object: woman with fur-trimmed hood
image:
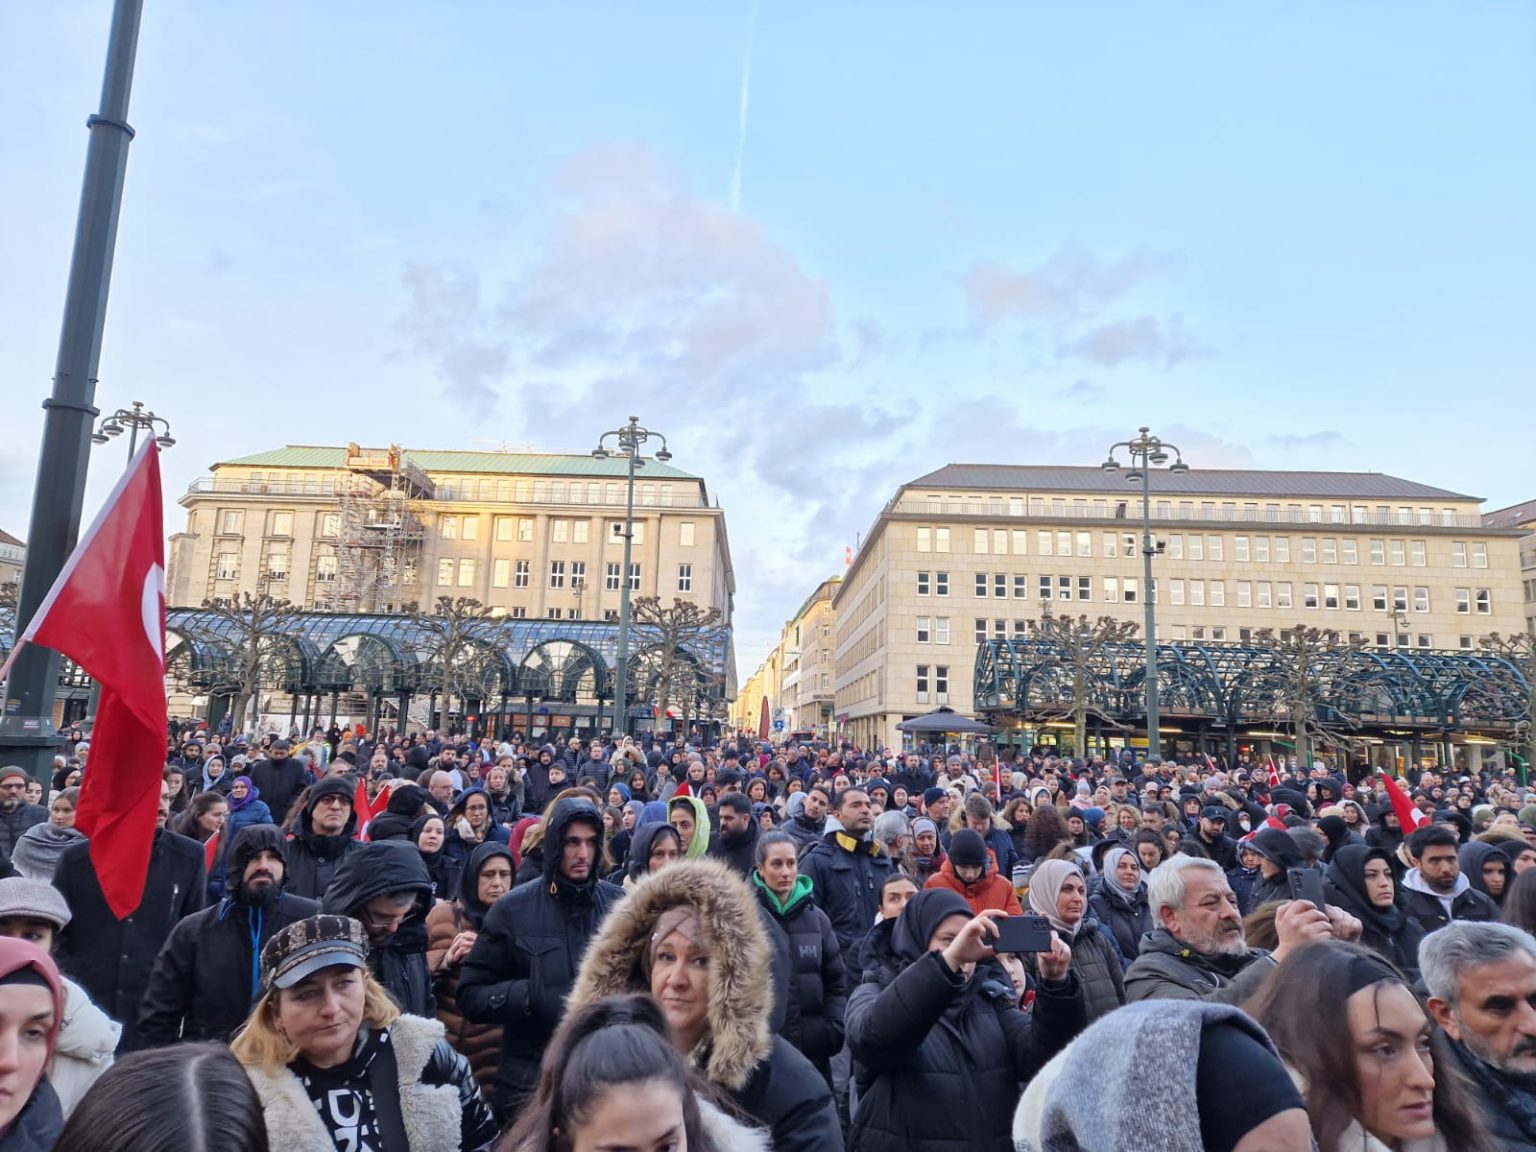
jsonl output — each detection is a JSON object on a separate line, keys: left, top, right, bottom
{"left": 566, "top": 858, "right": 842, "bottom": 1152}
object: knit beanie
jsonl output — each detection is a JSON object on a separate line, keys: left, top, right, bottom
{"left": 949, "top": 828, "right": 988, "bottom": 868}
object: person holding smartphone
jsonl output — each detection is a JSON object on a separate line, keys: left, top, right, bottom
{"left": 846, "top": 889, "right": 1086, "bottom": 1152}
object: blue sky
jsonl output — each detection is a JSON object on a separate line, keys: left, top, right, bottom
{"left": 2, "top": 1, "right": 1533, "bottom": 670}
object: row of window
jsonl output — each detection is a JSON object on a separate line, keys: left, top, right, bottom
{"left": 916, "top": 525, "right": 1493, "bottom": 567}
{"left": 912, "top": 496, "right": 1470, "bottom": 527}
{"left": 443, "top": 516, "right": 698, "bottom": 547}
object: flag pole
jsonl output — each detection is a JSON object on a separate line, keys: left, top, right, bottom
{"left": 0, "top": 0, "right": 145, "bottom": 781}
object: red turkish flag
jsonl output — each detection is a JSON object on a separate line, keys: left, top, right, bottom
{"left": 7, "top": 441, "right": 169, "bottom": 916}
{"left": 353, "top": 777, "right": 374, "bottom": 840}
{"left": 1266, "top": 754, "right": 1282, "bottom": 790}
{"left": 1378, "top": 768, "right": 1429, "bottom": 832}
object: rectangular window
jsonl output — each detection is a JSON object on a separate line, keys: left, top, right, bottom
{"left": 494, "top": 516, "right": 514, "bottom": 542}
{"left": 1321, "top": 538, "right": 1337, "bottom": 565}
{"left": 1341, "top": 539, "right": 1357, "bottom": 564}
{"left": 270, "top": 511, "right": 293, "bottom": 537}
{"left": 316, "top": 555, "right": 339, "bottom": 583}
{"left": 1370, "top": 539, "right": 1385, "bottom": 565}
{"left": 677, "top": 563, "right": 692, "bottom": 593}
{"left": 917, "top": 571, "right": 931, "bottom": 596}
{"left": 1077, "top": 532, "right": 1092, "bottom": 558}
{"left": 440, "top": 515, "right": 459, "bottom": 540}
{"left": 1039, "top": 575, "right": 1052, "bottom": 600}
{"left": 1207, "top": 536, "right": 1223, "bottom": 561}
{"left": 515, "top": 560, "right": 530, "bottom": 588}
{"left": 1413, "top": 587, "right": 1429, "bottom": 612}
{"left": 1301, "top": 537, "right": 1317, "bottom": 564}
{"left": 1373, "top": 586, "right": 1388, "bottom": 611}
{"left": 1476, "top": 588, "right": 1492, "bottom": 614}
{"left": 1257, "top": 582, "right": 1272, "bottom": 608}
{"left": 1075, "top": 575, "right": 1090, "bottom": 600}
{"left": 1103, "top": 532, "right": 1118, "bottom": 559}
{"left": 1234, "top": 536, "right": 1249, "bottom": 562}
{"left": 1393, "top": 586, "right": 1408, "bottom": 612}
{"left": 552, "top": 519, "right": 568, "bottom": 543}
{"left": 1277, "top": 582, "right": 1293, "bottom": 609}
{"left": 1274, "top": 537, "right": 1290, "bottom": 563}
{"left": 1390, "top": 540, "right": 1406, "bottom": 566}
{"left": 437, "top": 558, "right": 454, "bottom": 586}
{"left": 1209, "top": 581, "right": 1225, "bottom": 607}
{"left": 995, "top": 573, "right": 1008, "bottom": 598}
{"left": 320, "top": 512, "right": 340, "bottom": 538}
{"left": 975, "top": 618, "right": 988, "bottom": 642}
{"left": 1166, "top": 534, "right": 1183, "bottom": 559}
{"left": 935, "top": 528, "right": 950, "bottom": 553}
{"left": 517, "top": 518, "right": 533, "bottom": 543}
{"left": 1170, "top": 579, "right": 1186, "bottom": 606}
{"left": 1324, "top": 583, "right": 1339, "bottom": 610}
{"left": 605, "top": 562, "right": 621, "bottom": 591}
{"left": 1056, "top": 531, "right": 1072, "bottom": 557}
{"left": 549, "top": 560, "right": 566, "bottom": 588}
{"left": 461, "top": 516, "right": 478, "bottom": 541}
{"left": 1058, "top": 575, "right": 1072, "bottom": 601}
{"left": 973, "top": 528, "right": 989, "bottom": 555}
{"left": 510, "top": 606, "right": 527, "bottom": 619}
{"left": 936, "top": 572, "right": 949, "bottom": 596}
{"left": 1037, "top": 530, "right": 1053, "bottom": 557}
{"left": 1189, "top": 535, "right": 1204, "bottom": 561}
{"left": 935, "top": 618, "right": 950, "bottom": 644}
{"left": 1452, "top": 541, "right": 1467, "bottom": 567}
{"left": 916, "top": 665, "right": 929, "bottom": 704}
{"left": 1304, "top": 583, "right": 1319, "bottom": 609}
{"left": 215, "top": 553, "right": 238, "bottom": 580}
{"left": 1456, "top": 588, "right": 1471, "bottom": 613}
{"left": 219, "top": 509, "right": 244, "bottom": 535}
{"left": 1104, "top": 577, "right": 1120, "bottom": 602}
{"left": 456, "top": 559, "right": 475, "bottom": 587}
{"left": 1252, "top": 536, "right": 1268, "bottom": 563}
{"left": 1013, "top": 574, "right": 1026, "bottom": 599}
{"left": 1236, "top": 581, "right": 1252, "bottom": 608}
{"left": 1345, "top": 585, "right": 1360, "bottom": 611}
{"left": 1472, "top": 542, "right": 1488, "bottom": 569}
{"left": 1123, "top": 578, "right": 1138, "bottom": 603}
{"left": 1012, "top": 530, "right": 1028, "bottom": 555}
{"left": 493, "top": 558, "right": 511, "bottom": 588}
{"left": 679, "top": 522, "right": 695, "bottom": 546}
{"left": 916, "top": 617, "right": 931, "bottom": 643}
{"left": 1409, "top": 540, "right": 1425, "bottom": 566}
{"left": 1189, "top": 580, "right": 1205, "bottom": 607}
{"left": 935, "top": 666, "right": 949, "bottom": 701}
{"left": 975, "top": 573, "right": 988, "bottom": 598}
{"left": 628, "top": 564, "right": 641, "bottom": 592}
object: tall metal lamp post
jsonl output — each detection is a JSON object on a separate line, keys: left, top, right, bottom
{"left": 592, "top": 417, "right": 671, "bottom": 737}
{"left": 91, "top": 400, "right": 175, "bottom": 459}
{"left": 1100, "top": 427, "right": 1189, "bottom": 761}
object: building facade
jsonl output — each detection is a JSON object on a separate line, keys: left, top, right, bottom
{"left": 0, "top": 529, "right": 23, "bottom": 594}
{"left": 1484, "top": 498, "right": 1536, "bottom": 635}
{"left": 833, "top": 465, "right": 1528, "bottom": 751}
{"left": 732, "top": 576, "right": 841, "bottom": 740}
{"left": 169, "top": 445, "right": 736, "bottom": 632}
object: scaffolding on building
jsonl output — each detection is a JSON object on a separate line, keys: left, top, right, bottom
{"left": 319, "top": 444, "right": 433, "bottom": 614}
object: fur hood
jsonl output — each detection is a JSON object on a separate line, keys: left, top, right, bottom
{"left": 567, "top": 858, "right": 773, "bottom": 1091}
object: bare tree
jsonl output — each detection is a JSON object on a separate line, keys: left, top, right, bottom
{"left": 1478, "top": 631, "right": 1536, "bottom": 779}
{"left": 408, "top": 595, "right": 499, "bottom": 734}
{"left": 628, "top": 596, "right": 726, "bottom": 728}
{"left": 1027, "top": 606, "right": 1140, "bottom": 756}
{"left": 1242, "top": 625, "right": 1367, "bottom": 768}
{"left": 0, "top": 582, "right": 16, "bottom": 611}
{"left": 188, "top": 593, "right": 306, "bottom": 733}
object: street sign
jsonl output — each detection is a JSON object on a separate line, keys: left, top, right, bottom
{"left": 773, "top": 719, "right": 784, "bottom": 731}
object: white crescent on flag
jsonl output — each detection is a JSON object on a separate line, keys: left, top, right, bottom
{"left": 142, "top": 563, "right": 165, "bottom": 667}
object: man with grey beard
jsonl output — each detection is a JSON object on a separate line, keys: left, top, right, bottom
{"left": 1125, "top": 855, "right": 1360, "bottom": 1003}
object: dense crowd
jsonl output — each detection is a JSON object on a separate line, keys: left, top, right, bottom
{"left": 0, "top": 722, "right": 1534, "bottom": 1150}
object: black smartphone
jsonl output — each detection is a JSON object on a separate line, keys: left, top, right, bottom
{"left": 1287, "top": 867, "right": 1327, "bottom": 912}
{"left": 992, "top": 914, "right": 1054, "bottom": 954}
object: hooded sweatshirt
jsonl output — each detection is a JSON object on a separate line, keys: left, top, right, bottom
{"left": 669, "top": 794, "right": 712, "bottom": 858}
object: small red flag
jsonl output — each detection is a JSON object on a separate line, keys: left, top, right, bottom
{"left": 205, "top": 827, "right": 221, "bottom": 874}
{"left": 1, "top": 441, "right": 169, "bottom": 917}
{"left": 1266, "top": 754, "right": 1282, "bottom": 790}
{"left": 1378, "top": 768, "right": 1428, "bottom": 831}
{"left": 353, "top": 777, "right": 374, "bottom": 840}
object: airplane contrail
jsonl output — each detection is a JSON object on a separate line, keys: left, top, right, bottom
{"left": 729, "top": 0, "right": 761, "bottom": 213}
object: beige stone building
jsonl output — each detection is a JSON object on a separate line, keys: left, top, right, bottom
{"left": 732, "top": 576, "right": 841, "bottom": 740}
{"left": 0, "top": 529, "right": 22, "bottom": 595}
{"left": 833, "top": 464, "right": 1528, "bottom": 751}
{"left": 168, "top": 445, "right": 736, "bottom": 629}
{"left": 1483, "top": 497, "right": 1536, "bottom": 635}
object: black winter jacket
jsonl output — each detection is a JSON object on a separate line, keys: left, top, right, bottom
{"left": 52, "top": 829, "right": 207, "bottom": 1052}
{"left": 1027, "top": 915, "right": 1124, "bottom": 1024}
{"left": 320, "top": 840, "right": 436, "bottom": 1018}
{"left": 1400, "top": 878, "right": 1499, "bottom": 936}
{"left": 1088, "top": 882, "right": 1151, "bottom": 962}
{"left": 282, "top": 775, "right": 359, "bottom": 900}
{"left": 782, "top": 813, "right": 827, "bottom": 854}
{"left": 1124, "top": 927, "right": 1277, "bottom": 1005}
{"left": 846, "top": 926, "right": 1086, "bottom": 1152}
{"left": 139, "top": 889, "right": 319, "bottom": 1044}
{"left": 456, "top": 796, "right": 623, "bottom": 1110}
{"left": 246, "top": 756, "right": 310, "bottom": 826}
{"left": 0, "top": 803, "right": 48, "bottom": 860}
{"left": 753, "top": 877, "right": 848, "bottom": 1076}
{"left": 708, "top": 814, "right": 760, "bottom": 878}
{"left": 800, "top": 831, "right": 894, "bottom": 983}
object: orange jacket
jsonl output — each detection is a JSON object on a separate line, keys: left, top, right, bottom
{"left": 924, "top": 849, "right": 1024, "bottom": 917}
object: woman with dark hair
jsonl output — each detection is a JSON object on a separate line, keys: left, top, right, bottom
{"left": 427, "top": 843, "right": 515, "bottom": 1096}
{"left": 496, "top": 994, "right": 769, "bottom": 1152}
{"left": 1002, "top": 797, "right": 1033, "bottom": 864}
{"left": 1132, "top": 827, "right": 1168, "bottom": 874}
{"left": 1246, "top": 940, "right": 1493, "bottom": 1152}
{"left": 1323, "top": 845, "right": 1428, "bottom": 982}
{"left": 172, "top": 790, "right": 228, "bottom": 844}
{"left": 1021, "top": 805, "right": 1072, "bottom": 864}
{"left": 751, "top": 831, "right": 847, "bottom": 1087}
{"left": 443, "top": 788, "right": 511, "bottom": 881}
{"left": 1503, "top": 866, "right": 1536, "bottom": 933}
{"left": 54, "top": 1044, "right": 268, "bottom": 1152}
{"left": 413, "top": 813, "right": 460, "bottom": 901}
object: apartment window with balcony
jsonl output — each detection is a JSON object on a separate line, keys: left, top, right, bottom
{"left": 916, "top": 617, "right": 931, "bottom": 643}
{"left": 916, "top": 665, "right": 930, "bottom": 705}
{"left": 1341, "top": 539, "right": 1357, "bottom": 564}
{"left": 628, "top": 564, "right": 641, "bottom": 591}
{"left": 219, "top": 509, "right": 244, "bottom": 535}
{"left": 316, "top": 555, "right": 338, "bottom": 583}
{"left": 935, "top": 618, "right": 950, "bottom": 644}
{"left": 437, "top": 558, "right": 454, "bottom": 586}
{"left": 995, "top": 573, "right": 1008, "bottom": 598}
{"left": 493, "top": 559, "right": 510, "bottom": 588}
{"left": 517, "top": 518, "right": 533, "bottom": 543}
{"left": 440, "top": 515, "right": 458, "bottom": 540}
{"left": 515, "top": 560, "right": 530, "bottom": 588}
{"left": 1473, "top": 543, "right": 1488, "bottom": 569}
{"left": 457, "top": 559, "right": 475, "bottom": 587}
{"left": 1236, "top": 581, "right": 1252, "bottom": 608}
{"left": 1277, "top": 582, "right": 1293, "bottom": 609}
{"left": 1345, "top": 585, "right": 1360, "bottom": 610}
{"left": 936, "top": 572, "right": 949, "bottom": 596}
{"left": 917, "top": 571, "right": 931, "bottom": 595}
{"left": 1170, "top": 579, "right": 1186, "bottom": 606}
{"left": 1257, "top": 582, "right": 1272, "bottom": 608}
{"left": 1476, "top": 588, "right": 1492, "bottom": 614}
{"left": 1301, "top": 538, "right": 1317, "bottom": 563}
{"left": 269, "top": 511, "right": 293, "bottom": 537}
{"left": 1013, "top": 574, "right": 1026, "bottom": 599}
{"left": 975, "top": 573, "right": 988, "bottom": 598}
{"left": 677, "top": 563, "right": 692, "bottom": 593}
{"left": 215, "top": 553, "right": 238, "bottom": 580}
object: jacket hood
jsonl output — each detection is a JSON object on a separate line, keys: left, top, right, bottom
{"left": 1458, "top": 841, "right": 1508, "bottom": 901}
{"left": 385, "top": 783, "right": 432, "bottom": 817}
{"left": 1402, "top": 867, "right": 1470, "bottom": 902}
{"left": 320, "top": 839, "right": 433, "bottom": 916}
{"left": 626, "top": 821, "right": 682, "bottom": 881}
{"left": 669, "top": 795, "right": 712, "bottom": 857}
{"left": 752, "top": 871, "right": 813, "bottom": 917}
{"left": 543, "top": 795, "right": 605, "bottom": 888}
{"left": 229, "top": 823, "right": 289, "bottom": 880}
{"left": 458, "top": 840, "right": 515, "bottom": 929}
{"left": 636, "top": 800, "right": 671, "bottom": 828}
{"left": 1248, "top": 827, "right": 1303, "bottom": 871}
{"left": 446, "top": 785, "right": 490, "bottom": 825}
{"left": 57, "top": 976, "right": 120, "bottom": 1061}
{"left": 567, "top": 858, "right": 772, "bottom": 1091}
{"left": 299, "top": 776, "right": 358, "bottom": 838}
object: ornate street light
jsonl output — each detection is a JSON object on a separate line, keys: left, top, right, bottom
{"left": 90, "top": 400, "right": 174, "bottom": 460}
{"left": 1101, "top": 426, "right": 1190, "bottom": 760}
{"left": 592, "top": 417, "right": 672, "bottom": 737}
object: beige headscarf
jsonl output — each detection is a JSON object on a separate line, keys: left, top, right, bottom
{"left": 1027, "top": 858, "right": 1084, "bottom": 940}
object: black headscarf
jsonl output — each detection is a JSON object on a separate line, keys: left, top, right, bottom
{"left": 890, "top": 888, "right": 973, "bottom": 964}
{"left": 1324, "top": 844, "right": 1408, "bottom": 938}
{"left": 410, "top": 813, "right": 455, "bottom": 899}
{"left": 457, "top": 840, "right": 514, "bottom": 930}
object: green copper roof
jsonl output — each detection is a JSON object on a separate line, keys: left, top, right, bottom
{"left": 219, "top": 445, "right": 698, "bottom": 479}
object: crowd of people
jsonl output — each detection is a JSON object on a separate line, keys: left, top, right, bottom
{"left": 1, "top": 721, "right": 1535, "bottom": 1150}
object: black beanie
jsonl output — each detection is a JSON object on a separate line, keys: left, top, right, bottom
{"left": 949, "top": 828, "right": 988, "bottom": 868}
